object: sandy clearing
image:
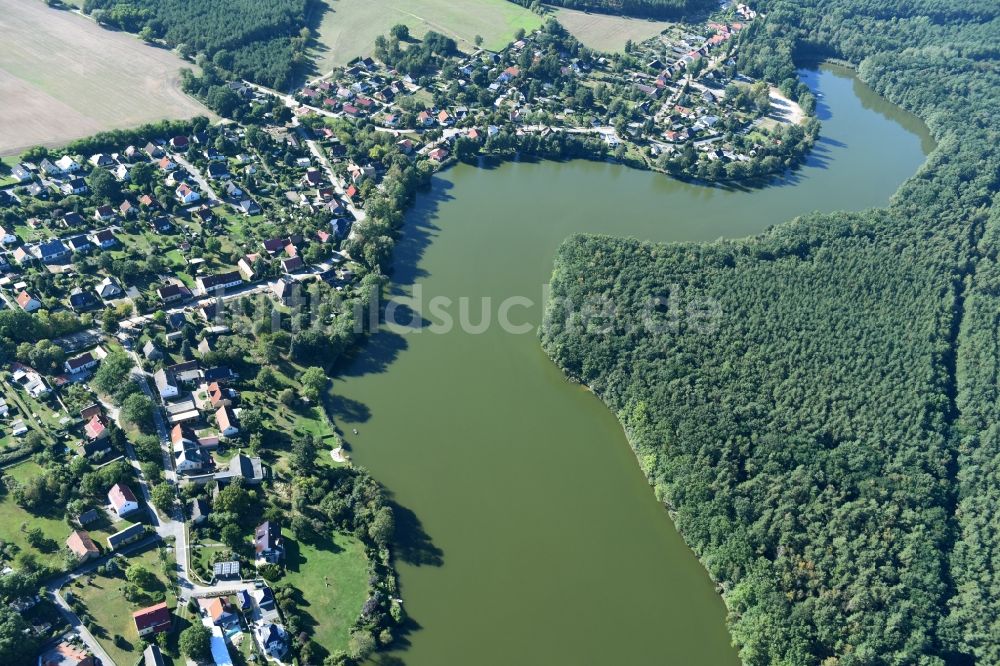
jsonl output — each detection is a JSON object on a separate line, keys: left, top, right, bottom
{"left": 0, "top": 0, "right": 208, "bottom": 155}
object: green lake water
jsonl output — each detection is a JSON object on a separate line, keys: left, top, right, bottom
{"left": 331, "top": 64, "right": 933, "bottom": 665}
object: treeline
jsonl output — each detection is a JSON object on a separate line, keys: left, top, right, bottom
{"left": 81, "top": 0, "right": 314, "bottom": 88}
{"left": 541, "top": 0, "right": 999, "bottom": 663}
{"left": 506, "top": 0, "right": 716, "bottom": 19}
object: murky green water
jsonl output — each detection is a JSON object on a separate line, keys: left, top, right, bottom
{"left": 332, "top": 65, "right": 932, "bottom": 665}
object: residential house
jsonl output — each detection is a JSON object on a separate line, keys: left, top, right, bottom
{"left": 206, "top": 162, "right": 229, "bottom": 180}
{"left": 12, "top": 246, "right": 30, "bottom": 265}
{"left": 271, "top": 276, "right": 298, "bottom": 306}
{"left": 170, "top": 135, "right": 189, "bottom": 150}
{"left": 65, "top": 352, "right": 98, "bottom": 374}
{"left": 39, "top": 158, "right": 61, "bottom": 176}
{"left": 238, "top": 199, "right": 261, "bottom": 215}
{"left": 254, "top": 521, "right": 284, "bottom": 562}
{"left": 214, "top": 453, "right": 264, "bottom": 486}
{"left": 69, "top": 288, "right": 100, "bottom": 312}
{"left": 144, "top": 142, "right": 164, "bottom": 159}
{"left": 10, "top": 163, "right": 32, "bottom": 182}
{"left": 224, "top": 181, "right": 243, "bottom": 199}
{"left": 65, "top": 234, "right": 92, "bottom": 254}
{"left": 0, "top": 226, "right": 17, "bottom": 244}
{"left": 175, "top": 447, "right": 206, "bottom": 474}
{"left": 55, "top": 155, "right": 81, "bottom": 173}
{"left": 133, "top": 601, "right": 171, "bottom": 637}
{"left": 197, "top": 271, "right": 242, "bottom": 294}
{"left": 142, "top": 340, "right": 163, "bottom": 361}
{"left": 90, "top": 229, "right": 119, "bottom": 249}
{"left": 158, "top": 157, "right": 177, "bottom": 172}
{"left": 176, "top": 183, "right": 200, "bottom": 204}
{"left": 281, "top": 256, "right": 304, "bottom": 273}
{"left": 108, "top": 483, "right": 139, "bottom": 517}
{"left": 106, "top": 523, "right": 145, "bottom": 550}
{"left": 76, "top": 507, "right": 99, "bottom": 526}
{"left": 216, "top": 406, "right": 239, "bottom": 438}
{"left": 93, "top": 205, "right": 115, "bottom": 222}
{"left": 119, "top": 200, "right": 137, "bottom": 217}
{"left": 61, "top": 177, "right": 88, "bottom": 195}
{"left": 88, "top": 153, "right": 115, "bottom": 168}
{"left": 189, "top": 498, "right": 209, "bottom": 524}
{"left": 16, "top": 291, "right": 41, "bottom": 312}
{"left": 84, "top": 415, "right": 108, "bottom": 446}
{"left": 157, "top": 283, "right": 190, "bottom": 304}
{"left": 237, "top": 255, "right": 257, "bottom": 281}
{"left": 142, "top": 644, "right": 166, "bottom": 666}
{"left": 200, "top": 596, "right": 237, "bottom": 626}
{"left": 255, "top": 622, "right": 289, "bottom": 659}
{"left": 114, "top": 164, "right": 131, "bottom": 182}
{"left": 153, "top": 369, "right": 179, "bottom": 399}
{"left": 66, "top": 530, "right": 99, "bottom": 561}
{"left": 37, "top": 238, "right": 69, "bottom": 263}
{"left": 149, "top": 216, "right": 174, "bottom": 234}
{"left": 96, "top": 276, "right": 123, "bottom": 299}
{"left": 428, "top": 147, "right": 449, "bottom": 162}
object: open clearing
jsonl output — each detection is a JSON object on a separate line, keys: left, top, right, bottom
{"left": 0, "top": 0, "right": 207, "bottom": 156}
{"left": 550, "top": 6, "right": 671, "bottom": 53}
{"left": 281, "top": 533, "right": 369, "bottom": 656}
{"left": 310, "top": 0, "right": 543, "bottom": 73}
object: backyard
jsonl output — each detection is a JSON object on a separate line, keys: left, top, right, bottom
{"left": 69, "top": 543, "right": 177, "bottom": 666}
{"left": 281, "top": 532, "right": 369, "bottom": 656}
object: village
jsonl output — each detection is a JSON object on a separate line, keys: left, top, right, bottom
{"left": 0, "top": 3, "right": 811, "bottom": 665}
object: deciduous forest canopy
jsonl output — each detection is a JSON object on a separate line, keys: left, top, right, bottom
{"left": 541, "top": 0, "right": 999, "bottom": 664}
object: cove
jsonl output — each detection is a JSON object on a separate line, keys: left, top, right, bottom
{"left": 331, "top": 64, "right": 932, "bottom": 665}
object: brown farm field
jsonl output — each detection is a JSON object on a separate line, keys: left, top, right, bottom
{"left": 0, "top": 0, "right": 207, "bottom": 156}
{"left": 550, "top": 6, "right": 671, "bottom": 53}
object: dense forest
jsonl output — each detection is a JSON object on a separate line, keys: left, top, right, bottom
{"left": 541, "top": 0, "right": 1000, "bottom": 663}
{"left": 81, "top": 0, "right": 313, "bottom": 88}
{"left": 507, "top": 0, "right": 716, "bottom": 19}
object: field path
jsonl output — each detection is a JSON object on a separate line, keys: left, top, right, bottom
{"left": 0, "top": 0, "right": 207, "bottom": 155}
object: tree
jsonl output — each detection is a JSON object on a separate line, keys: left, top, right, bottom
{"left": 121, "top": 393, "right": 154, "bottom": 431}
{"left": 291, "top": 434, "right": 316, "bottom": 472}
{"left": 369, "top": 506, "right": 394, "bottom": 547}
{"left": 125, "top": 564, "right": 157, "bottom": 590}
{"left": 87, "top": 167, "right": 121, "bottom": 203}
{"left": 214, "top": 481, "right": 252, "bottom": 522}
{"left": 179, "top": 624, "right": 212, "bottom": 662}
{"left": 299, "top": 366, "right": 328, "bottom": 403}
{"left": 220, "top": 524, "right": 244, "bottom": 551}
{"left": 474, "top": 34, "right": 483, "bottom": 47}
{"left": 390, "top": 24, "right": 410, "bottom": 41}
{"left": 150, "top": 484, "right": 174, "bottom": 513}
{"left": 92, "top": 353, "right": 135, "bottom": 403}
{"left": 0, "top": 605, "right": 37, "bottom": 664}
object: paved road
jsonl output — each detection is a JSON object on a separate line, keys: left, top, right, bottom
{"left": 173, "top": 152, "right": 221, "bottom": 202}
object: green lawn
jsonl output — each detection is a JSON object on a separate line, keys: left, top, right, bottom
{"left": 4, "top": 459, "right": 44, "bottom": 484}
{"left": 0, "top": 491, "right": 70, "bottom": 571}
{"left": 71, "top": 544, "right": 176, "bottom": 666}
{"left": 281, "top": 532, "right": 369, "bottom": 657}
{"left": 551, "top": 7, "right": 672, "bottom": 53}
{"left": 309, "top": 0, "right": 543, "bottom": 72}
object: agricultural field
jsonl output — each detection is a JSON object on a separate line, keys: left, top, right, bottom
{"left": 280, "top": 532, "right": 369, "bottom": 656}
{"left": 0, "top": 0, "right": 207, "bottom": 156}
{"left": 309, "top": 0, "right": 542, "bottom": 73}
{"left": 551, "top": 6, "right": 671, "bottom": 52}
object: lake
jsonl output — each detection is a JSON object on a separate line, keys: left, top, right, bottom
{"left": 331, "top": 64, "right": 933, "bottom": 665}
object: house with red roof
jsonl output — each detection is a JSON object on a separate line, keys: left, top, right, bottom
{"left": 16, "top": 291, "right": 41, "bottom": 312}
{"left": 133, "top": 601, "right": 172, "bottom": 637}
{"left": 108, "top": 483, "right": 139, "bottom": 517}
{"left": 66, "top": 530, "right": 99, "bottom": 561}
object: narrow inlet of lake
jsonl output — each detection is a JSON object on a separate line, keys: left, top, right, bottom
{"left": 331, "top": 64, "right": 933, "bottom": 666}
